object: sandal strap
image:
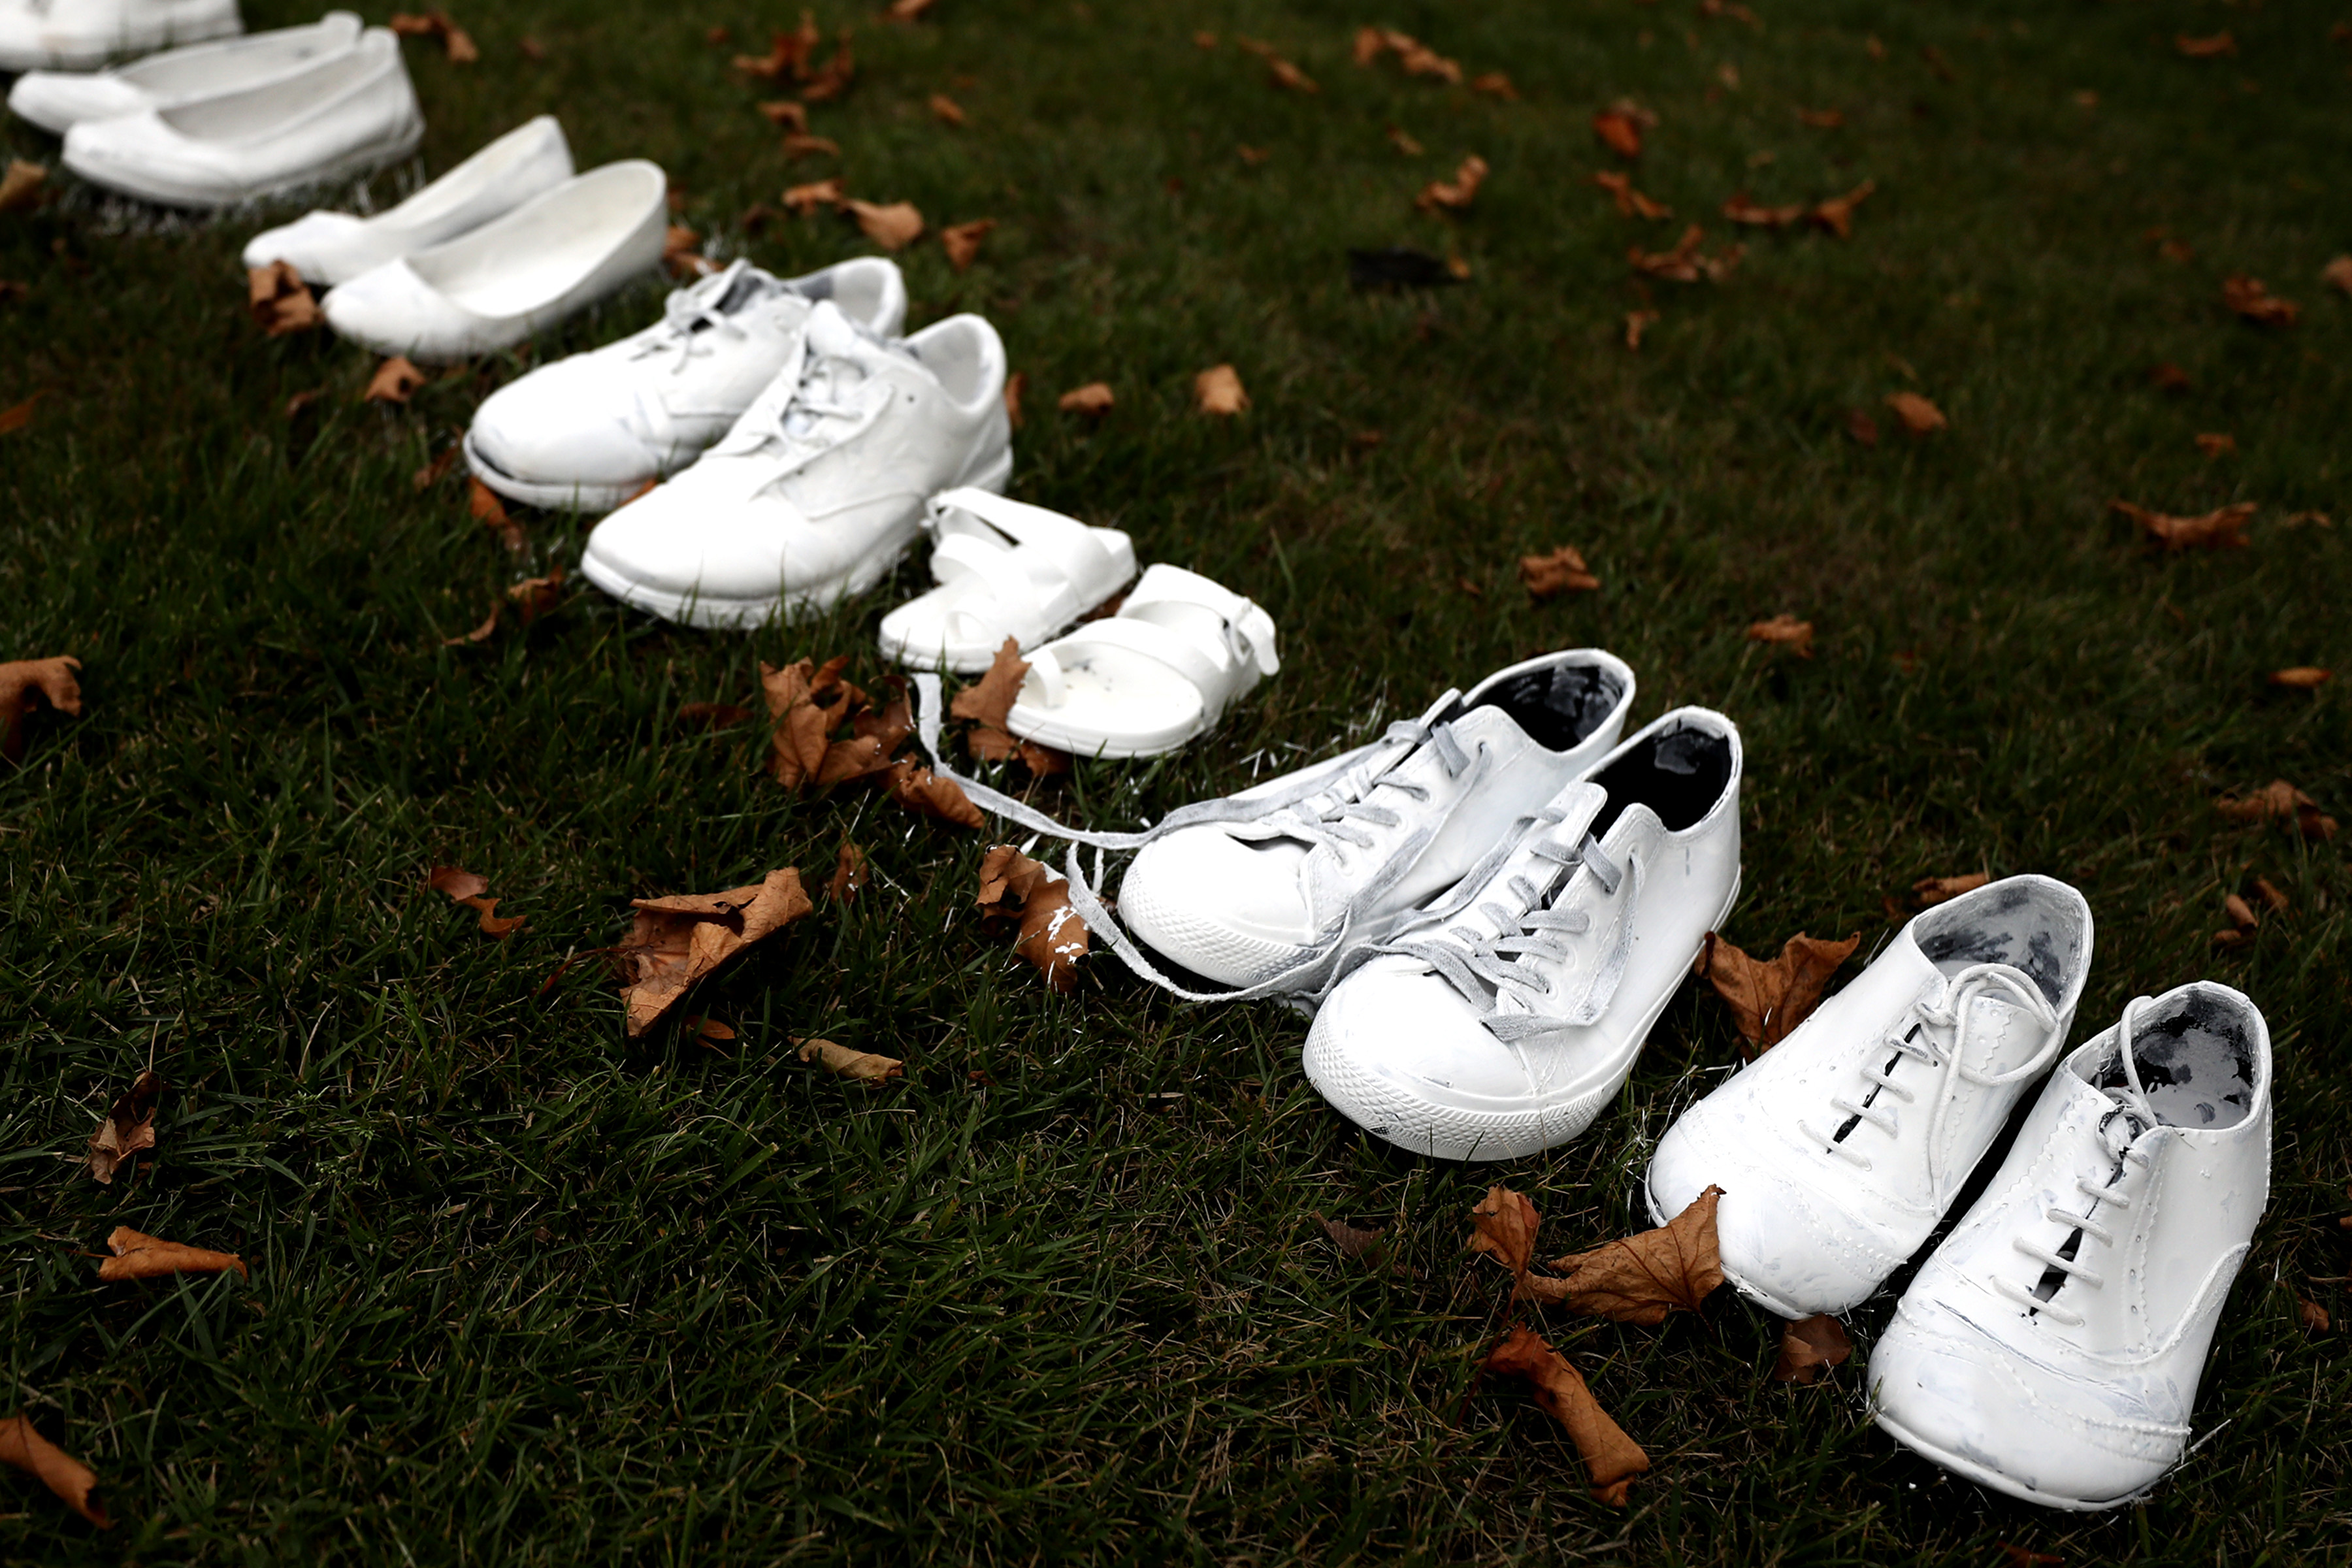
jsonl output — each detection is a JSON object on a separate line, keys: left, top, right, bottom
{"left": 1030, "top": 616, "right": 1236, "bottom": 713}
{"left": 926, "top": 487, "right": 1122, "bottom": 588}
{"left": 1121, "top": 564, "right": 1281, "bottom": 677}
{"left": 930, "top": 533, "right": 1047, "bottom": 640}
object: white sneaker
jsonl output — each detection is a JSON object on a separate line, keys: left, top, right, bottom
{"left": 1645, "top": 874, "right": 2094, "bottom": 1317}
{"left": 1873, "top": 983, "right": 2272, "bottom": 1510}
{"left": 1303, "top": 707, "right": 1742, "bottom": 1160}
{"left": 60, "top": 25, "right": 418, "bottom": 208}
{"left": 580, "top": 301, "right": 1012, "bottom": 629}
{"left": 242, "top": 114, "right": 574, "bottom": 287}
{"left": 0, "top": 0, "right": 239, "bottom": 72}
{"left": 465, "top": 255, "right": 908, "bottom": 512}
{"left": 8, "top": 10, "right": 354, "bottom": 135}
{"left": 320, "top": 160, "right": 668, "bottom": 359}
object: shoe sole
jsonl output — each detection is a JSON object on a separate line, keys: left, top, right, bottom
{"left": 465, "top": 431, "right": 646, "bottom": 514}
{"left": 67, "top": 114, "right": 423, "bottom": 209}
{"left": 1873, "top": 1411, "right": 2150, "bottom": 1512}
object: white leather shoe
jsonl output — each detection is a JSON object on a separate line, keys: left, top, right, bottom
{"left": 1646, "top": 874, "right": 2094, "bottom": 1318}
{"left": 1873, "top": 983, "right": 2272, "bottom": 1510}
{"left": 1113, "top": 650, "right": 1635, "bottom": 1001}
{"left": 580, "top": 301, "right": 1013, "bottom": 629}
{"left": 242, "top": 114, "right": 573, "bottom": 287}
{"left": 0, "top": 0, "right": 239, "bottom": 72}
{"left": 465, "top": 255, "right": 907, "bottom": 512}
{"left": 320, "top": 160, "right": 668, "bottom": 359}
{"left": 8, "top": 10, "right": 354, "bottom": 135}
{"left": 1303, "top": 707, "right": 1742, "bottom": 1160}
{"left": 60, "top": 25, "right": 418, "bottom": 208}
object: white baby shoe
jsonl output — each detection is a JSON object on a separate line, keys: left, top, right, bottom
{"left": 321, "top": 160, "right": 668, "bottom": 359}
{"left": 466, "top": 255, "right": 907, "bottom": 512}
{"left": 8, "top": 10, "right": 354, "bottom": 135}
{"left": 580, "top": 300, "right": 1012, "bottom": 628}
{"left": 0, "top": 0, "right": 240, "bottom": 73}
{"left": 1873, "top": 983, "right": 2272, "bottom": 1510}
{"left": 242, "top": 114, "right": 574, "bottom": 287}
{"left": 1646, "top": 874, "right": 2094, "bottom": 1318}
{"left": 1303, "top": 707, "right": 1742, "bottom": 1160}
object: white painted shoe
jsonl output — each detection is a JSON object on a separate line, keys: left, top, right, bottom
{"left": 242, "top": 114, "right": 573, "bottom": 287}
{"left": 877, "top": 488, "right": 1135, "bottom": 674}
{"left": 8, "top": 10, "right": 353, "bottom": 135}
{"left": 1645, "top": 874, "right": 2095, "bottom": 1318}
{"left": 465, "top": 255, "right": 907, "bottom": 512}
{"left": 60, "top": 25, "right": 418, "bottom": 208}
{"left": 320, "top": 160, "right": 667, "bottom": 360}
{"left": 580, "top": 301, "right": 1012, "bottom": 629}
{"left": 0, "top": 0, "right": 239, "bottom": 72}
{"left": 1873, "top": 983, "right": 2272, "bottom": 1510}
{"left": 1303, "top": 707, "right": 1741, "bottom": 1160}
{"left": 1108, "top": 650, "right": 1635, "bottom": 1000}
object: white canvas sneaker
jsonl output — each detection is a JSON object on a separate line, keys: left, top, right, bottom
{"left": 241, "top": 114, "right": 575, "bottom": 287}
{"left": 1873, "top": 983, "right": 2272, "bottom": 1510}
{"left": 60, "top": 25, "right": 419, "bottom": 208}
{"left": 1646, "top": 874, "right": 2094, "bottom": 1318}
{"left": 465, "top": 255, "right": 908, "bottom": 512}
{"left": 0, "top": 0, "right": 240, "bottom": 73}
{"left": 1303, "top": 707, "right": 1741, "bottom": 1160}
{"left": 580, "top": 300, "right": 1011, "bottom": 629}
{"left": 8, "top": 10, "right": 354, "bottom": 135}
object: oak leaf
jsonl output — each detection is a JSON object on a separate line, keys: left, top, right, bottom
{"left": 2269, "top": 666, "right": 2330, "bottom": 689}
{"left": 1808, "top": 179, "right": 1875, "bottom": 238}
{"left": 1913, "top": 872, "right": 1989, "bottom": 906}
{"left": 1884, "top": 391, "right": 1945, "bottom": 434}
{"left": 1692, "top": 930, "right": 1857, "bottom": 1051}
{"left": 468, "top": 476, "right": 523, "bottom": 550}
{"left": 2217, "top": 780, "right": 2337, "bottom": 840}
{"left": 1773, "top": 1314, "right": 1853, "bottom": 1383}
{"left": 976, "top": 845, "right": 1092, "bottom": 991}
{"left": 2253, "top": 875, "right": 2291, "bottom": 915}
{"left": 619, "top": 869, "right": 813, "bottom": 1035}
{"left": 0, "top": 159, "right": 45, "bottom": 215}
{"left": 246, "top": 261, "right": 320, "bottom": 335}
{"left": 2222, "top": 275, "right": 2298, "bottom": 326}
{"left": 1593, "top": 169, "right": 1671, "bottom": 218}
{"left": 1480, "top": 1326, "right": 1650, "bottom": 1506}
{"left": 0, "top": 655, "right": 82, "bottom": 762}
{"left": 845, "top": 199, "right": 923, "bottom": 250}
{"left": 1387, "top": 125, "right": 1424, "bottom": 155}
{"left": 426, "top": 864, "right": 527, "bottom": 936}
{"left": 506, "top": 566, "right": 564, "bottom": 625}
{"left": 86, "top": 1071, "right": 162, "bottom": 1185}
{"left": 883, "top": 759, "right": 983, "bottom": 827}
{"left": 783, "top": 177, "right": 845, "bottom": 215}
{"left": 1520, "top": 546, "right": 1600, "bottom": 598}
{"left": 365, "top": 356, "right": 427, "bottom": 403}
{"left": 796, "top": 1036, "right": 904, "bottom": 1082}
{"left": 2176, "top": 31, "right": 2236, "bottom": 57}
{"left": 1415, "top": 154, "right": 1488, "bottom": 213}
{"left": 1532, "top": 1186, "right": 1725, "bottom": 1324}
{"left": 97, "top": 1226, "right": 247, "bottom": 1281}
{"left": 0, "top": 1414, "right": 108, "bottom": 1528}
{"left": 941, "top": 218, "right": 995, "bottom": 272}
{"left": 1059, "top": 381, "right": 1114, "bottom": 415}
{"left": 1746, "top": 613, "right": 1813, "bottom": 656}
{"left": 2108, "top": 498, "right": 2253, "bottom": 550}
{"left": 826, "top": 840, "right": 869, "bottom": 901}
{"left": 1195, "top": 363, "right": 1249, "bottom": 415}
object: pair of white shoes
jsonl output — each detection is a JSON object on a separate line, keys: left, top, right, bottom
{"left": 0, "top": 0, "right": 237, "bottom": 73}
{"left": 1647, "top": 875, "right": 2272, "bottom": 1511}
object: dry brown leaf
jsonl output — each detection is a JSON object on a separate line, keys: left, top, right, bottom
{"left": 845, "top": 199, "right": 923, "bottom": 250}
{"left": 2108, "top": 498, "right": 2255, "bottom": 551}
{"left": 952, "top": 637, "right": 1029, "bottom": 761}
{"left": 2325, "top": 256, "right": 2352, "bottom": 295}
{"left": 1195, "top": 363, "right": 1249, "bottom": 416}
{"left": 2149, "top": 361, "right": 2191, "bottom": 392}
{"left": 783, "top": 177, "right": 845, "bottom": 215}
{"left": 0, "top": 395, "right": 33, "bottom": 436}
{"left": 620, "top": 869, "right": 813, "bottom": 1036}
{"left": 2176, "top": 31, "right": 2236, "bottom": 57}
{"left": 1773, "top": 1314, "right": 1854, "bottom": 1383}
{"left": 443, "top": 608, "right": 498, "bottom": 645}
{"left": 759, "top": 98, "right": 810, "bottom": 131}
{"left": 1519, "top": 546, "right": 1600, "bottom": 598}
{"left": 1471, "top": 71, "right": 1518, "bottom": 99}
{"left": 1692, "top": 930, "right": 1858, "bottom": 1052}
{"left": 1699, "top": 0, "right": 1762, "bottom": 23}
{"left": 1468, "top": 1184, "right": 1541, "bottom": 1278}
{"left": 759, "top": 655, "right": 904, "bottom": 788}
{"left": 1592, "top": 169, "right": 1671, "bottom": 219}
{"left": 1059, "top": 381, "right": 1115, "bottom": 416}
{"left": 2221, "top": 891, "right": 2260, "bottom": 938}
{"left": 1235, "top": 143, "right": 1270, "bottom": 167}
{"left": 2196, "top": 431, "right": 2236, "bottom": 458}
{"left": 1746, "top": 613, "right": 1814, "bottom": 656}
{"left": 1386, "top": 125, "right": 1424, "bottom": 155}
{"left": 796, "top": 1036, "right": 904, "bottom": 1083}
{"left": 1266, "top": 54, "right": 1318, "bottom": 93}
{"left": 1315, "top": 1213, "right": 1388, "bottom": 1264}
{"left": 0, "top": 159, "right": 46, "bottom": 216}
{"left": 1884, "top": 391, "right": 1946, "bottom": 435}
{"left": 86, "top": 1070, "right": 162, "bottom": 1185}
{"left": 1001, "top": 369, "right": 1026, "bottom": 430}
{"left": 2222, "top": 275, "right": 2298, "bottom": 326}
{"left": 1796, "top": 106, "right": 1844, "bottom": 128}
{"left": 365, "top": 356, "right": 427, "bottom": 404}
{"left": 1416, "top": 154, "right": 1488, "bottom": 213}
{"left": 98, "top": 1226, "right": 247, "bottom": 1282}
{"left": 1534, "top": 1185, "right": 1725, "bottom": 1324}
{"left": 678, "top": 700, "right": 752, "bottom": 730}
{"left": 425, "top": 864, "right": 527, "bottom": 937}
{"left": 506, "top": 566, "right": 564, "bottom": 625}
{"left": 1913, "top": 872, "right": 1989, "bottom": 907}
{"left": 1592, "top": 109, "right": 1644, "bottom": 158}
{"left": 941, "top": 217, "right": 995, "bottom": 272}
{"left": 800, "top": 30, "right": 856, "bottom": 101}
{"left": 2269, "top": 666, "right": 2331, "bottom": 690}
{"left": 1624, "top": 310, "right": 1659, "bottom": 350}
{"left": 1722, "top": 190, "right": 1804, "bottom": 227}
{"left": 976, "top": 845, "right": 1092, "bottom": 991}
{"left": 389, "top": 10, "right": 476, "bottom": 61}
{"left": 826, "top": 840, "right": 869, "bottom": 902}
{"left": 1808, "top": 178, "right": 1876, "bottom": 238}
{"left": 1480, "top": 1326, "right": 1650, "bottom": 1506}
{"left": 780, "top": 133, "right": 840, "bottom": 162}
{"left": 0, "top": 1414, "right": 108, "bottom": 1529}
{"left": 885, "top": 0, "right": 934, "bottom": 20}
{"left": 246, "top": 261, "right": 321, "bottom": 335}
{"left": 2217, "top": 780, "right": 2338, "bottom": 840}
{"left": 0, "top": 655, "right": 82, "bottom": 762}
{"left": 1193, "top": 28, "right": 1217, "bottom": 48}
{"left": 1629, "top": 223, "right": 1742, "bottom": 282}
{"left": 883, "top": 759, "right": 983, "bottom": 828}
{"left": 1391, "top": 37, "right": 1462, "bottom": 83}
{"left": 1352, "top": 25, "right": 1384, "bottom": 65}
{"left": 1844, "top": 408, "right": 1880, "bottom": 445}
{"left": 1997, "top": 1544, "right": 2061, "bottom": 1568}
{"left": 2253, "top": 875, "right": 2291, "bottom": 915}
{"left": 2298, "top": 1293, "right": 2331, "bottom": 1331}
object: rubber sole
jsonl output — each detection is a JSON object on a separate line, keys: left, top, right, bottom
{"left": 465, "top": 431, "right": 647, "bottom": 515}
{"left": 1873, "top": 1411, "right": 2148, "bottom": 1512}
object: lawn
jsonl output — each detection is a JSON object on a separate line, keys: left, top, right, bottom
{"left": 3, "top": 0, "right": 2349, "bottom": 1560}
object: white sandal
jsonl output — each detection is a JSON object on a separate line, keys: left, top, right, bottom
{"left": 1004, "top": 564, "right": 1279, "bottom": 759}
{"left": 876, "top": 489, "right": 1137, "bottom": 674}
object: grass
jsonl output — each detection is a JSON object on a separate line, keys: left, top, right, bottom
{"left": 2, "top": 0, "right": 2349, "bottom": 1559}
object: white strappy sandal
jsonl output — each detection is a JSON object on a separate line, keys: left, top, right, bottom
{"left": 876, "top": 489, "right": 1137, "bottom": 674}
{"left": 1004, "top": 564, "right": 1279, "bottom": 759}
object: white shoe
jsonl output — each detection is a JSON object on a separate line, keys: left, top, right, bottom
{"left": 580, "top": 301, "right": 1013, "bottom": 629}
{"left": 60, "top": 25, "right": 418, "bottom": 208}
{"left": 1110, "top": 649, "right": 1635, "bottom": 999}
{"left": 1303, "top": 707, "right": 1742, "bottom": 1160}
{"left": 1645, "top": 874, "right": 2095, "bottom": 1318}
{"left": 8, "top": 10, "right": 353, "bottom": 135}
{"left": 877, "top": 487, "right": 1135, "bottom": 674}
{"left": 242, "top": 114, "right": 573, "bottom": 287}
{"left": 320, "top": 160, "right": 668, "bottom": 359}
{"left": 465, "top": 255, "right": 908, "bottom": 512}
{"left": 1872, "top": 983, "right": 2272, "bottom": 1510}
{"left": 0, "top": 0, "right": 239, "bottom": 72}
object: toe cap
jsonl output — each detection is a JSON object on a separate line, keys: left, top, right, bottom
{"left": 1119, "top": 828, "right": 1319, "bottom": 989}
{"left": 470, "top": 372, "right": 660, "bottom": 493}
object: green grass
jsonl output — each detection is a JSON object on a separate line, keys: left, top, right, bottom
{"left": 3, "top": 0, "right": 2349, "bottom": 1560}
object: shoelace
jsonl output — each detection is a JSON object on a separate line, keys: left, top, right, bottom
{"left": 1266, "top": 717, "right": 1471, "bottom": 852}
{"left": 629, "top": 277, "right": 755, "bottom": 374}
{"left": 1794, "top": 964, "right": 2063, "bottom": 1180}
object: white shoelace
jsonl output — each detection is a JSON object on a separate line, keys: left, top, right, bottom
{"left": 725, "top": 338, "right": 877, "bottom": 463}
{"left": 1260, "top": 719, "right": 1472, "bottom": 853}
{"left": 629, "top": 276, "right": 757, "bottom": 374}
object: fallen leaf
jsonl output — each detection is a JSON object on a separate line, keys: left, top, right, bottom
{"left": 1592, "top": 109, "right": 1644, "bottom": 158}
{"left": 1352, "top": 25, "right": 1384, "bottom": 65}
{"left": 1808, "top": 178, "right": 1876, "bottom": 238}
{"left": 2222, "top": 275, "right": 2298, "bottom": 326}
{"left": 469, "top": 476, "right": 523, "bottom": 549}
{"left": 86, "top": 1070, "right": 162, "bottom": 1185}
{"left": 2253, "top": 875, "right": 2291, "bottom": 914}
{"left": 2217, "top": 779, "right": 2338, "bottom": 840}
{"left": 1745, "top": 613, "right": 1814, "bottom": 655}
{"left": 365, "top": 355, "right": 427, "bottom": 404}
{"left": 929, "top": 91, "right": 966, "bottom": 125}
{"left": 1533, "top": 1186, "right": 1725, "bottom": 1324}
{"left": 976, "top": 845, "right": 1092, "bottom": 991}
{"left": 1468, "top": 1184, "right": 1541, "bottom": 1279}
{"left": 517, "top": 33, "right": 544, "bottom": 58}
{"left": 2298, "top": 1294, "right": 2331, "bottom": 1331}
{"left": 885, "top": 0, "right": 934, "bottom": 20}
{"left": 0, "top": 655, "right": 82, "bottom": 762}
{"left": 1195, "top": 363, "right": 1249, "bottom": 416}
{"left": 759, "top": 98, "right": 810, "bottom": 131}
{"left": 1997, "top": 1544, "right": 2062, "bottom": 1568}
{"left": 826, "top": 840, "right": 869, "bottom": 901}
{"left": 0, "top": 1414, "right": 108, "bottom": 1529}
{"left": 1884, "top": 391, "right": 1946, "bottom": 435}
{"left": 2108, "top": 498, "right": 2255, "bottom": 550}
{"left": 762, "top": 655, "right": 889, "bottom": 787}
{"left": 1315, "top": 1213, "right": 1388, "bottom": 1264}
{"left": 845, "top": 199, "right": 923, "bottom": 250}
{"left": 1912, "top": 872, "right": 1990, "bottom": 906}
{"left": 2269, "top": 666, "right": 2331, "bottom": 689}
{"left": 1265, "top": 54, "right": 1318, "bottom": 93}
{"left": 683, "top": 1014, "right": 736, "bottom": 1045}
{"left": 1716, "top": 61, "right": 1741, "bottom": 90}
{"left": 0, "top": 397, "right": 29, "bottom": 441}
{"left": 800, "top": 29, "right": 856, "bottom": 101}
{"left": 1844, "top": 408, "right": 1880, "bottom": 445}
{"left": 1920, "top": 43, "right": 1955, "bottom": 80}
{"left": 883, "top": 759, "right": 983, "bottom": 827}
{"left": 2196, "top": 432, "right": 2236, "bottom": 457}
{"left": 677, "top": 700, "right": 752, "bottom": 729}
{"left": 97, "top": 1226, "right": 247, "bottom": 1281}
{"left": 951, "top": 637, "right": 1028, "bottom": 760}
{"left": 1624, "top": 309, "right": 1659, "bottom": 350}
{"left": 1865, "top": 34, "right": 1884, "bottom": 59}
{"left": 2176, "top": 31, "right": 2236, "bottom": 57}
{"left": 0, "top": 160, "right": 47, "bottom": 215}
{"left": 1691, "top": 930, "right": 1858, "bottom": 1051}
{"left": 796, "top": 1036, "right": 904, "bottom": 1083}
{"left": 1796, "top": 106, "right": 1843, "bottom": 127}
{"left": 1698, "top": 0, "right": 1761, "bottom": 23}
{"left": 1722, "top": 190, "right": 1804, "bottom": 227}
{"left": 1593, "top": 169, "right": 1671, "bottom": 218}
{"left": 2220, "top": 891, "right": 2260, "bottom": 940}
{"left": 388, "top": 9, "right": 476, "bottom": 61}
{"left": 1415, "top": 154, "right": 1489, "bottom": 213}
{"left": 1003, "top": 370, "right": 1025, "bottom": 429}
{"left": 1520, "top": 546, "right": 1601, "bottom": 598}
{"left": 2279, "top": 510, "right": 2334, "bottom": 529}
{"left": 619, "top": 869, "right": 814, "bottom": 1035}
{"left": 426, "top": 864, "right": 527, "bottom": 937}
{"left": 783, "top": 177, "right": 845, "bottom": 215}
{"left": 1236, "top": 143, "right": 1270, "bottom": 167}
{"left": 2325, "top": 256, "right": 2352, "bottom": 295}
{"left": 1387, "top": 125, "right": 1424, "bottom": 155}
{"left": 1480, "top": 1326, "right": 1651, "bottom": 1506}
{"left": 1773, "top": 1313, "right": 1853, "bottom": 1383}
{"left": 246, "top": 261, "right": 321, "bottom": 335}
{"left": 780, "top": 133, "right": 839, "bottom": 161}
{"left": 2149, "top": 361, "right": 2191, "bottom": 392}
{"left": 443, "top": 608, "right": 498, "bottom": 645}
{"left": 1194, "top": 29, "right": 1216, "bottom": 48}
{"left": 506, "top": 566, "right": 564, "bottom": 625}
{"left": 1058, "top": 382, "right": 1114, "bottom": 416}
{"left": 1629, "top": 223, "right": 1742, "bottom": 282}
{"left": 1471, "top": 71, "right": 1518, "bottom": 99}
{"left": 941, "top": 217, "right": 995, "bottom": 271}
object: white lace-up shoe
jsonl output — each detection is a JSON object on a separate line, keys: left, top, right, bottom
{"left": 1303, "top": 708, "right": 1741, "bottom": 1160}
{"left": 1645, "top": 874, "right": 2094, "bottom": 1318}
{"left": 465, "top": 256, "right": 907, "bottom": 512}
{"left": 1873, "top": 983, "right": 2272, "bottom": 1510}
{"left": 0, "top": 0, "right": 239, "bottom": 73}
{"left": 8, "top": 11, "right": 353, "bottom": 135}
{"left": 1111, "top": 651, "right": 1635, "bottom": 1000}
{"left": 580, "top": 300, "right": 1011, "bottom": 628}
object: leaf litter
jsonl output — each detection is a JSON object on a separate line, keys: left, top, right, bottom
{"left": 1692, "top": 930, "right": 1859, "bottom": 1052}
{"left": 975, "top": 845, "right": 1092, "bottom": 992}
{"left": 617, "top": 869, "right": 814, "bottom": 1035}
{"left": 86, "top": 1070, "right": 162, "bottom": 1184}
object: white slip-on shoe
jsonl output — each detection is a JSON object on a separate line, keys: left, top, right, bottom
{"left": 876, "top": 488, "right": 1135, "bottom": 674}
{"left": 580, "top": 300, "right": 1012, "bottom": 628}
{"left": 59, "top": 25, "right": 418, "bottom": 208}
{"left": 465, "top": 255, "right": 908, "bottom": 512}
{"left": 242, "top": 114, "right": 573, "bottom": 287}
{"left": 8, "top": 10, "right": 353, "bottom": 135}
{"left": 1872, "top": 983, "right": 2272, "bottom": 1511}
{"left": 1645, "top": 874, "right": 2095, "bottom": 1318}
{"left": 0, "top": 0, "right": 240, "bottom": 73}
{"left": 321, "top": 160, "right": 668, "bottom": 360}
{"left": 1303, "top": 707, "right": 1742, "bottom": 1161}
